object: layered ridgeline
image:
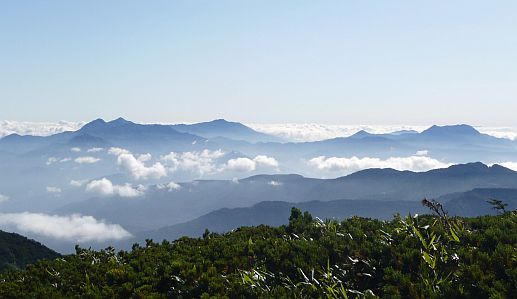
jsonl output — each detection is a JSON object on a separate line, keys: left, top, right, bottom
{"left": 136, "top": 188, "right": 517, "bottom": 244}
{"left": 58, "top": 162, "right": 517, "bottom": 233}
{"left": 0, "top": 208, "right": 515, "bottom": 298}
{"left": 0, "top": 230, "right": 59, "bottom": 273}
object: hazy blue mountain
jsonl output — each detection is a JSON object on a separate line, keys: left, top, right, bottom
{"left": 127, "top": 187, "right": 517, "bottom": 245}
{"left": 73, "top": 118, "right": 204, "bottom": 150}
{"left": 171, "top": 119, "right": 283, "bottom": 143}
{"left": 0, "top": 230, "right": 60, "bottom": 273}
{"left": 136, "top": 199, "right": 427, "bottom": 243}
{"left": 440, "top": 188, "right": 517, "bottom": 217}
{"left": 56, "top": 163, "right": 517, "bottom": 232}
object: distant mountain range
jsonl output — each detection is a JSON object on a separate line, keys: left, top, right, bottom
{"left": 57, "top": 162, "right": 517, "bottom": 233}
{"left": 128, "top": 187, "right": 517, "bottom": 245}
{"left": 171, "top": 119, "right": 284, "bottom": 143}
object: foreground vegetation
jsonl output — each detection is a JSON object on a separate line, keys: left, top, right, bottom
{"left": 0, "top": 201, "right": 515, "bottom": 298}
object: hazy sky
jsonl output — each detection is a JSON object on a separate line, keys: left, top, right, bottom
{"left": 1, "top": 1, "right": 516, "bottom": 125}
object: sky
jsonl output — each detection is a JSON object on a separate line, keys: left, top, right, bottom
{"left": 1, "top": 1, "right": 516, "bottom": 125}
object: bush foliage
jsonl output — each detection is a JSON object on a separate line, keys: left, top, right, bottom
{"left": 0, "top": 203, "right": 515, "bottom": 298}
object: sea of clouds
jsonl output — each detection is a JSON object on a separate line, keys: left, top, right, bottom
{"left": 248, "top": 123, "right": 517, "bottom": 142}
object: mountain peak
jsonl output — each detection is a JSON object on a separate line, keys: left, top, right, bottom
{"left": 79, "top": 118, "right": 106, "bottom": 131}
{"left": 422, "top": 124, "right": 480, "bottom": 136}
{"left": 109, "top": 117, "right": 130, "bottom": 124}
{"left": 430, "top": 162, "right": 515, "bottom": 176}
{"left": 349, "top": 130, "right": 372, "bottom": 138}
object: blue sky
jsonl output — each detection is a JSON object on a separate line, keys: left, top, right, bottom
{"left": 1, "top": 1, "right": 516, "bottom": 125}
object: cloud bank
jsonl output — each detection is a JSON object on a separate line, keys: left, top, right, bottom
{"left": 248, "top": 123, "right": 517, "bottom": 142}
{"left": 496, "top": 162, "right": 517, "bottom": 171}
{"left": 0, "top": 212, "right": 131, "bottom": 242}
{"left": 0, "top": 120, "right": 85, "bottom": 138}
{"left": 308, "top": 155, "right": 451, "bottom": 174}
{"left": 248, "top": 124, "right": 428, "bottom": 142}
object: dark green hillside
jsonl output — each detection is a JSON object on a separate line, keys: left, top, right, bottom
{"left": 0, "top": 204, "right": 515, "bottom": 298}
{"left": 0, "top": 230, "right": 60, "bottom": 273}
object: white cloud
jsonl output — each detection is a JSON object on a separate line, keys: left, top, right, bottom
{"left": 0, "top": 212, "right": 131, "bottom": 242}
{"left": 0, "top": 194, "right": 9, "bottom": 203}
{"left": 70, "top": 180, "right": 85, "bottom": 187}
{"left": 308, "top": 155, "right": 451, "bottom": 174}
{"left": 268, "top": 180, "right": 283, "bottom": 186}
{"left": 0, "top": 120, "right": 85, "bottom": 138}
{"left": 161, "top": 149, "right": 225, "bottom": 176}
{"left": 253, "top": 155, "right": 279, "bottom": 168}
{"left": 46, "top": 157, "right": 59, "bottom": 165}
{"left": 46, "top": 186, "right": 62, "bottom": 193}
{"left": 108, "top": 147, "right": 131, "bottom": 156}
{"left": 46, "top": 157, "right": 72, "bottom": 165}
{"left": 117, "top": 153, "right": 167, "bottom": 180}
{"left": 137, "top": 153, "right": 152, "bottom": 162}
{"left": 87, "top": 147, "right": 104, "bottom": 153}
{"left": 225, "top": 157, "right": 256, "bottom": 172}
{"left": 157, "top": 182, "right": 182, "bottom": 191}
{"left": 415, "top": 150, "right": 429, "bottom": 156}
{"left": 85, "top": 178, "right": 144, "bottom": 197}
{"left": 74, "top": 156, "right": 101, "bottom": 164}
{"left": 70, "top": 147, "right": 81, "bottom": 152}
{"left": 224, "top": 155, "right": 279, "bottom": 172}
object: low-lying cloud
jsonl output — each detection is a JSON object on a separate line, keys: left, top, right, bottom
{"left": 0, "top": 212, "right": 131, "bottom": 242}
{"left": 157, "top": 182, "right": 182, "bottom": 191}
{"left": 117, "top": 153, "right": 167, "bottom": 180}
{"left": 161, "top": 149, "right": 225, "bottom": 176}
{"left": 85, "top": 178, "right": 145, "bottom": 197}
{"left": 224, "top": 155, "right": 279, "bottom": 172}
{"left": 308, "top": 155, "right": 451, "bottom": 174}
